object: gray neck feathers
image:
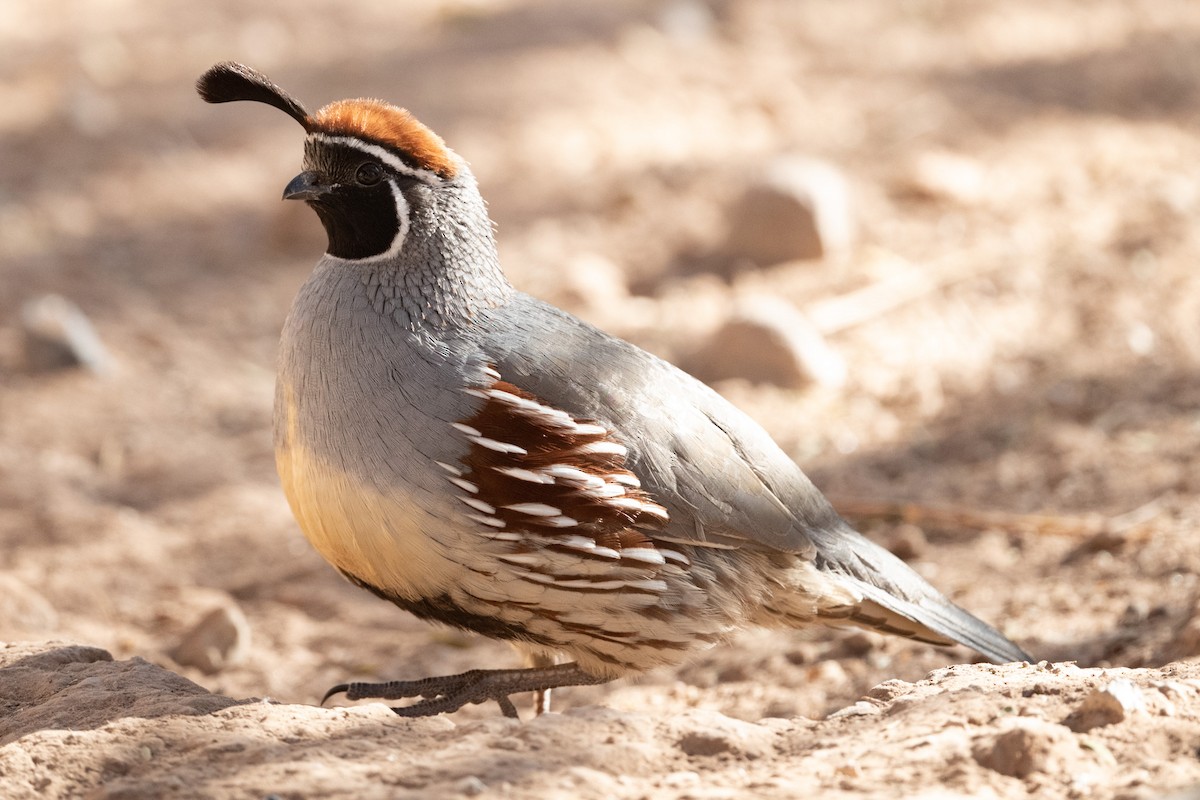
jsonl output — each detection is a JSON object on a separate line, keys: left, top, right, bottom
{"left": 354, "top": 171, "right": 513, "bottom": 330}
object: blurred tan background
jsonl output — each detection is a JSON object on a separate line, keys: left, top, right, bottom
{"left": 3, "top": 0, "right": 1200, "bottom": 779}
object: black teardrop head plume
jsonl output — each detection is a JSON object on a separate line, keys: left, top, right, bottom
{"left": 196, "top": 62, "right": 311, "bottom": 130}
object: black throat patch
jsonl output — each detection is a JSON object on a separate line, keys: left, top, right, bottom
{"left": 303, "top": 140, "right": 406, "bottom": 260}
{"left": 309, "top": 181, "right": 401, "bottom": 260}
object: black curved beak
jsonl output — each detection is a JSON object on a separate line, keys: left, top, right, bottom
{"left": 283, "top": 171, "right": 330, "bottom": 201}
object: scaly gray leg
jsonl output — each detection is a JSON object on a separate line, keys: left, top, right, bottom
{"left": 322, "top": 662, "right": 608, "bottom": 719}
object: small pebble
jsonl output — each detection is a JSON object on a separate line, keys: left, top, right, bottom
{"left": 172, "top": 603, "right": 252, "bottom": 674}
{"left": 883, "top": 524, "right": 927, "bottom": 561}
{"left": 974, "top": 719, "right": 1075, "bottom": 778}
{"left": 1064, "top": 679, "right": 1145, "bottom": 732}
{"left": 673, "top": 709, "right": 776, "bottom": 758}
{"left": 456, "top": 776, "right": 487, "bottom": 796}
{"left": 19, "top": 294, "right": 114, "bottom": 375}
{"left": 898, "top": 150, "right": 987, "bottom": 205}
{"left": 687, "top": 294, "right": 846, "bottom": 388}
{"left": 721, "top": 156, "right": 854, "bottom": 269}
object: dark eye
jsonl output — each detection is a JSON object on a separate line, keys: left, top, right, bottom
{"left": 355, "top": 162, "right": 384, "bottom": 186}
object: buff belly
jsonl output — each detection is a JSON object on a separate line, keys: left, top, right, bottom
{"left": 275, "top": 387, "right": 460, "bottom": 601}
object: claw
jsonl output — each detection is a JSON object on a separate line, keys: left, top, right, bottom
{"left": 321, "top": 683, "right": 350, "bottom": 706}
{"left": 496, "top": 695, "right": 520, "bottom": 719}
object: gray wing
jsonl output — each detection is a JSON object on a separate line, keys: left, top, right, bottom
{"left": 478, "top": 294, "right": 1030, "bottom": 664}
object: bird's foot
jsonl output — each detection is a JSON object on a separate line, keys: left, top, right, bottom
{"left": 322, "top": 662, "right": 606, "bottom": 719}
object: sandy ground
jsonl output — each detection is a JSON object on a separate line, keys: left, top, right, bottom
{"left": 2, "top": 0, "right": 1200, "bottom": 797}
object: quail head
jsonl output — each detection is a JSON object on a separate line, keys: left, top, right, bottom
{"left": 197, "top": 62, "right": 1030, "bottom": 719}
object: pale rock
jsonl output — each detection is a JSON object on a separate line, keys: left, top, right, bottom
{"left": 722, "top": 156, "right": 854, "bottom": 268}
{"left": 0, "top": 574, "right": 59, "bottom": 631}
{"left": 671, "top": 708, "right": 777, "bottom": 758}
{"left": 687, "top": 294, "right": 846, "bottom": 388}
{"left": 19, "top": 294, "right": 114, "bottom": 375}
{"left": 883, "top": 523, "right": 928, "bottom": 561}
{"left": 901, "top": 151, "right": 987, "bottom": 205}
{"left": 171, "top": 603, "right": 252, "bottom": 675}
{"left": 1, "top": 642, "right": 238, "bottom": 745}
{"left": 1064, "top": 679, "right": 1146, "bottom": 732}
{"left": 973, "top": 718, "right": 1079, "bottom": 779}
{"left": 657, "top": 0, "right": 716, "bottom": 43}
{"left": 555, "top": 252, "right": 629, "bottom": 312}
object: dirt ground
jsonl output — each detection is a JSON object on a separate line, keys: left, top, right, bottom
{"left": 2, "top": 1, "right": 1200, "bottom": 798}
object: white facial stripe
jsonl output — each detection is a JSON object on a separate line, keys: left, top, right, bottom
{"left": 310, "top": 133, "right": 442, "bottom": 185}
{"left": 348, "top": 180, "right": 408, "bottom": 264}
{"left": 307, "top": 133, "right": 442, "bottom": 264}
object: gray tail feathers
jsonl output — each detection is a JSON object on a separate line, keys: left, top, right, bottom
{"left": 847, "top": 580, "right": 1032, "bottom": 664}
{"left": 813, "top": 522, "right": 1032, "bottom": 665}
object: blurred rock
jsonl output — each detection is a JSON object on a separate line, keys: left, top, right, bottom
{"left": 171, "top": 603, "right": 251, "bottom": 675}
{"left": 1064, "top": 679, "right": 1146, "bottom": 732}
{"left": 804, "top": 659, "right": 849, "bottom": 690}
{"left": 456, "top": 776, "right": 487, "bottom": 796}
{"left": 1, "top": 642, "right": 238, "bottom": 744}
{"left": 899, "top": 151, "right": 986, "bottom": 205}
{"left": 657, "top": 0, "right": 716, "bottom": 43}
{"left": 721, "top": 156, "right": 854, "bottom": 269}
{"left": 1172, "top": 608, "right": 1200, "bottom": 660}
{"left": 19, "top": 294, "right": 114, "bottom": 375}
{"left": 555, "top": 252, "right": 629, "bottom": 312}
{"left": 672, "top": 709, "right": 776, "bottom": 758}
{"left": 883, "top": 524, "right": 928, "bottom": 561}
{"left": 1061, "top": 527, "right": 1131, "bottom": 564}
{"left": 0, "top": 575, "right": 59, "bottom": 631}
{"left": 973, "top": 719, "right": 1079, "bottom": 778}
{"left": 838, "top": 632, "right": 878, "bottom": 659}
{"left": 686, "top": 294, "right": 846, "bottom": 388}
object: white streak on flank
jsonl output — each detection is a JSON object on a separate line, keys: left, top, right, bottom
{"left": 486, "top": 531, "right": 524, "bottom": 542}
{"left": 584, "top": 483, "right": 626, "bottom": 499}
{"left": 550, "top": 578, "right": 627, "bottom": 590}
{"left": 592, "top": 546, "right": 621, "bottom": 560}
{"left": 487, "top": 389, "right": 568, "bottom": 419}
{"left": 541, "top": 516, "right": 578, "bottom": 528}
{"left": 626, "top": 579, "right": 669, "bottom": 593}
{"left": 640, "top": 504, "right": 670, "bottom": 521}
{"left": 481, "top": 366, "right": 502, "bottom": 381}
{"left": 435, "top": 461, "right": 463, "bottom": 476}
{"left": 468, "top": 384, "right": 612, "bottom": 439}
{"left": 469, "top": 435, "right": 528, "bottom": 455}
{"left": 606, "top": 497, "right": 650, "bottom": 512}
{"left": 461, "top": 496, "right": 497, "bottom": 514}
{"left": 448, "top": 477, "right": 479, "bottom": 494}
{"left": 619, "top": 547, "right": 667, "bottom": 566}
{"left": 465, "top": 512, "right": 506, "bottom": 529}
{"left": 499, "top": 553, "right": 543, "bottom": 567}
{"left": 495, "top": 466, "right": 554, "bottom": 484}
{"left": 503, "top": 502, "right": 563, "bottom": 517}
{"left": 555, "top": 535, "right": 600, "bottom": 553}
{"left": 573, "top": 441, "right": 628, "bottom": 457}
{"left": 544, "top": 465, "right": 604, "bottom": 487}
{"left": 607, "top": 473, "right": 641, "bottom": 488}
{"left": 452, "top": 422, "right": 481, "bottom": 437}
{"left": 660, "top": 549, "right": 690, "bottom": 566}
{"left": 652, "top": 534, "right": 738, "bottom": 551}
{"left": 519, "top": 571, "right": 556, "bottom": 585}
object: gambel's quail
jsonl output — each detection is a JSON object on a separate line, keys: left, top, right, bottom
{"left": 197, "top": 62, "right": 1031, "bottom": 719}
